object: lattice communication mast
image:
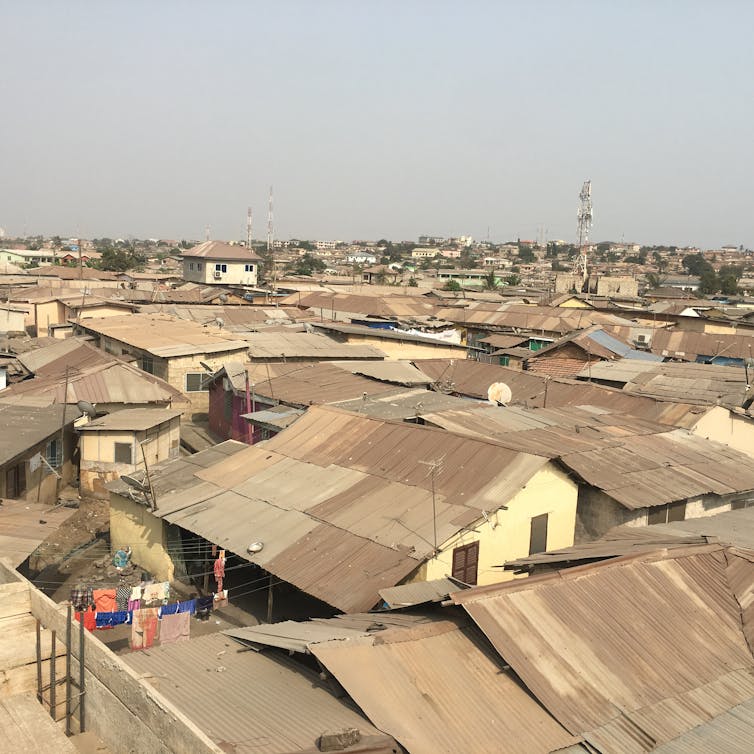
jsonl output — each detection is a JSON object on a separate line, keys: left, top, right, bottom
{"left": 573, "top": 180, "right": 593, "bottom": 285}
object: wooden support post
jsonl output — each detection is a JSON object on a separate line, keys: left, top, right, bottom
{"left": 35, "top": 620, "right": 42, "bottom": 704}
{"left": 49, "top": 630, "right": 56, "bottom": 720}
{"left": 79, "top": 615, "right": 86, "bottom": 733}
{"left": 266, "top": 573, "right": 274, "bottom": 624}
{"left": 65, "top": 605, "right": 72, "bottom": 736}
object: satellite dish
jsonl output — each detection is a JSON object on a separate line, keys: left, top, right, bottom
{"left": 215, "top": 318, "right": 225, "bottom": 329}
{"left": 76, "top": 400, "right": 97, "bottom": 418}
{"left": 247, "top": 541, "right": 264, "bottom": 554}
{"left": 218, "top": 294, "right": 228, "bottom": 304}
{"left": 487, "top": 382, "right": 512, "bottom": 406}
{"left": 120, "top": 475, "right": 150, "bottom": 493}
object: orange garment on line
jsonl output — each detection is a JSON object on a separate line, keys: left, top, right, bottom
{"left": 131, "top": 608, "right": 160, "bottom": 651}
{"left": 75, "top": 607, "right": 96, "bottom": 632}
{"left": 93, "top": 588, "right": 117, "bottom": 613}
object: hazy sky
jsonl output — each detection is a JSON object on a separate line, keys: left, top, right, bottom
{"left": 2, "top": 2, "right": 752, "bottom": 247}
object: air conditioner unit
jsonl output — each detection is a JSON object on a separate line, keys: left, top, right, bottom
{"left": 213, "top": 271, "right": 222, "bottom": 279}
{"left": 634, "top": 333, "right": 652, "bottom": 349}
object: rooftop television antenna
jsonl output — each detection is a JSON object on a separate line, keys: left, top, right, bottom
{"left": 572, "top": 180, "right": 593, "bottom": 288}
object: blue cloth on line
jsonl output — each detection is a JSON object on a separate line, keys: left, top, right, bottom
{"left": 95, "top": 611, "right": 131, "bottom": 628}
{"left": 159, "top": 603, "right": 179, "bottom": 617}
{"left": 177, "top": 599, "right": 196, "bottom": 615}
{"left": 196, "top": 595, "right": 214, "bottom": 612}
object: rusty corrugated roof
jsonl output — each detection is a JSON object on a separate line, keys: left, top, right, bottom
{"left": 124, "top": 633, "right": 394, "bottom": 754}
{"left": 311, "top": 617, "right": 580, "bottom": 754}
{"left": 108, "top": 406, "right": 548, "bottom": 612}
{"left": 452, "top": 545, "right": 754, "bottom": 751}
{"left": 422, "top": 403, "right": 754, "bottom": 509}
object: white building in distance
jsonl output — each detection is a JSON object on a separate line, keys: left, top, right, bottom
{"left": 180, "top": 241, "right": 262, "bottom": 286}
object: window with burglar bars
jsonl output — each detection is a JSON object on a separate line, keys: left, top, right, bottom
{"left": 45, "top": 438, "right": 62, "bottom": 468}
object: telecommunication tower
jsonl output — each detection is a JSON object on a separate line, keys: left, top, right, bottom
{"left": 266, "top": 186, "right": 275, "bottom": 295}
{"left": 572, "top": 180, "right": 593, "bottom": 285}
{"left": 246, "top": 207, "right": 253, "bottom": 249}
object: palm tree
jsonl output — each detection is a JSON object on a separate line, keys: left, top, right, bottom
{"left": 482, "top": 270, "right": 500, "bottom": 291}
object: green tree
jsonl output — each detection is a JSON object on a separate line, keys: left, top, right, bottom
{"left": 408, "top": 277, "right": 418, "bottom": 287}
{"left": 699, "top": 269, "right": 718, "bottom": 295}
{"left": 288, "top": 253, "right": 326, "bottom": 276}
{"left": 504, "top": 274, "right": 522, "bottom": 286}
{"left": 517, "top": 244, "right": 535, "bottom": 263}
{"left": 97, "top": 246, "right": 138, "bottom": 272}
{"left": 443, "top": 279, "right": 462, "bottom": 292}
{"left": 645, "top": 273, "right": 667, "bottom": 290}
{"left": 682, "top": 253, "right": 714, "bottom": 277}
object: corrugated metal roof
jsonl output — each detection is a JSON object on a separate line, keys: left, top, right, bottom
{"left": 378, "top": 577, "right": 466, "bottom": 608}
{"left": 333, "top": 360, "right": 432, "bottom": 386}
{"left": 109, "top": 407, "right": 548, "bottom": 612}
{"left": 0, "top": 404, "right": 82, "bottom": 465}
{"left": 604, "top": 325, "right": 754, "bottom": 363}
{"left": 243, "top": 331, "right": 386, "bottom": 360}
{"left": 0, "top": 360, "right": 189, "bottom": 408}
{"left": 243, "top": 362, "right": 399, "bottom": 407}
{"left": 622, "top": 362, "right": 751, "bottom": 408}
{"left": 437, "top": 303, "right": 632, "bottom": 334}
{"left": 78, "top": 407, "right": 182, "bottom": 431}
{"left": 652, "top": 696, "right": 754, "bottom": 753}
{"left": 76, "top": 314, "right": 250, "bottom": 357}
{"left": 422, "top": 404, "right": 754, "bottom": 509}
{"left": 224, "top": 611, "right": 434, "bottom": 653}
{"left": 453, "top": 545, "right": 754, "bottom": 751}
{"left": 330, "top": 388, "right": 471, "bottom": 420}
{"left": 311, "top": 617, "right": 580, "bottom": 754}
{"left": 124, "top": 633, "right": 394, "bottom": 754}
{"left": 0, "top": 498, "right": 76, "bottom": 566}
{"left": 646, "top": 506, "right": 754, "bottom": 550}
{"left": 180, "top": 240, "right": 263, "bottom": 261}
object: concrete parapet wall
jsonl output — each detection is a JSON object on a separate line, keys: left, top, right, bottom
{"left": 0, "top": 560, "right": 222, "bottom": 754}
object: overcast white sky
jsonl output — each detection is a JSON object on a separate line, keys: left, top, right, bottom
{"left": 1, "top": 1, "right": 752, "bottom": 247}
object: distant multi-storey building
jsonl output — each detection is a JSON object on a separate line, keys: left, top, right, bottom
{"left": 180, "top": 240, "right": 261, "bottom": 286}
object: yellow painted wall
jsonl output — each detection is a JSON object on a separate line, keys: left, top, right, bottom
{"left": 418, "top": 463, "right": 578, "bottom": 585}
{"left": 692, "top": 407, "right": 754, "bottom": 460}
{"left": 34, "top": 301, "right": 65, "bottom": 336}
{"left": 109, "top": 492, "right": 174, "bottom": 582}
{"left": 80, "top": 419, "right": 181, "bottom": 496}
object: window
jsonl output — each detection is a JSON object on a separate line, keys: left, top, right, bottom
{"left": 451, "top": 541, "right": 479, "bottom": 585}
{"left": 45, "top": 438, "right": 62, "bottom": 468}
{"left": 244, "top": 264, "right": 254, "bottom": 272}
{"left": 197, "top": 263, "right": 202, "bottom": 271}
{"left": 499, "top": 355, "right": 510, "bottom": 367}
{"left": 185, "top": 372, "right": 207, "bottom": 392}
{"left": 189, "top": 262, "right": 194, "bottom": 271}
{"left": 114, "top": 442, "right": 133, "bottom": 464}
{"left": 529, "top": 514, "right": 549, "bottom": 555}
{"left": 214, "top": 263, "right": 227, "bottom": 273}
{"left": 647, "top": 502, "right": 686, "bottom": 525}
{"left": 141, "top": 355, "right": 154, "bottom": 374}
